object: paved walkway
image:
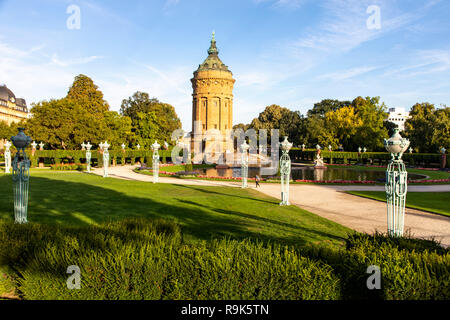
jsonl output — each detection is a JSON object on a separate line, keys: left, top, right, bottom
{"left": 93, "top": 165, "right": 450, "bottom": 246}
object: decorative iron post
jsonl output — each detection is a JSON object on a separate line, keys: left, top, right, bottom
{"left": 279, "top": 136, "right": 292, "bottom": 206}
{"left": 240, "top": 141, "right": 249, "bottom": 188}
{"left": 4, "top": 140, "right": 12, "bottom": 174}
{"left": 103, "top": 141, "right": 110, "bottom": 177}
{"left": 384, "top": 128, "right": 410, "bottom": 237}
{"left": 151, "top": 140, "right": 160, "bottom": 183}
{"left": 85, "top": 142, "right": 92, "bottom": 172}
{"left": 11, "top": 128, "right": 32, "bottom": 224}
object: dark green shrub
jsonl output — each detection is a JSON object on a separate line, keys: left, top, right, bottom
{"left": 299, "top": 232, "right": 450, "bottom": 300}
{"left": 0, "top": 219, "right": 340, "bottom": 300}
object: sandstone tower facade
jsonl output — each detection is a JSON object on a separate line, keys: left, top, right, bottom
{"left": 191, "top": 33, "right": 235, "bottom": 156}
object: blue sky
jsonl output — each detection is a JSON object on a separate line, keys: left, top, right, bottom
{"left": 0, "top": 0, "right": 449, "bottom": 130}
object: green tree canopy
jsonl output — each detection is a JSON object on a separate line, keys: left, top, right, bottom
{"left": 66, "top": 74, "right": 109, "bottom": 115}
{"left": 248, "top": 104, "right": 303, "bottom": 144}
{"left": 404, "top": 103, "right": 449, "bottom": 153}
{"left": 120, "top": 91, "right": 181, "bottom": 145}
{"left": 351, "top": 96, "right": 389, "bottom": 151}
{"left": 103, "top": 111, "right": 134, "bottom": 149}
{"left": 307, "top": 99, "right": 352, "bottom": 118}
{"left": 25, "top": 98, "right": 108, "bottom": 149}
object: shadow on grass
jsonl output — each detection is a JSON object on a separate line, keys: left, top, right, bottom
{"left": 0, "top": 175, "right": 345, "bottom": 246}
{"left": 174, "top": 183, "right": 277, "bottom": 205}
{"left": 176, "top": 198, "right": 348, "bottom": 244}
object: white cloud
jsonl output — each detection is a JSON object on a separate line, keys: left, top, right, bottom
{"left": 292, "top": 0, "right": 422, "bottom": 54}
{"left": 51, "top": 54, "right": 103, "bottom": 67}
{"left": 383, "top": 49, "right": 450, "bottom": 78}
{"left": 317, "top": 66, "right": 379, "bottom": 81}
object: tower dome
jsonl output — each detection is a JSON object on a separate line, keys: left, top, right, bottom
{"left": 196, "top": 32, "right": 231, "bottom": 73}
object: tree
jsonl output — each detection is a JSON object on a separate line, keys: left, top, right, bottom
{"left": 66, "top": 74, "right": 109, "bottom": 115}
{"left": 383, "top": 120, "right": 398, "bottom": 136}
{"left": 26, "top": 98, "right": 108, "bottom": 149}
{"left": 120, "top": 91, "right": 181, "bottom": 144}
{"left": 351, "top": 96, "right": 389, "bottom": 151}
{"left": 322, "top": 106, "right": 362, "bottom": 150}
{"left": 104, "top": 111, "right": 134, "bottom": 148}
{"left": 133, "top": 112, "right": 168, "bottom": 148}
{"left": 404, "top": 103, "right": 450, "bottom": 153}
{"left": 307, "top": 99, "right": 351, "bottom": 118}
{"left": 0, "top": 121, "right": 12, "bottom": 140}
{"left": 248, "top": 104, "right": 303, "bottom": 144}
{"left": 233, "top": 123, "right": 249, "bottom": 132}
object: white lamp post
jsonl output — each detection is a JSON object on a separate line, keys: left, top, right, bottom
{"left": 384, "top": 128, "right": 410, "bottom": 237}
{"left": 102, "top": 141, "right": 110, "bottom": 178}
{"left": 85, "top": 142, "right": 92, "bottom": 172}
{"left": 4, "top": 140, "right": 11, "bottom": 174}
{"left": 151, "top": 140, "right": 160, "bottom": 183}
{"left": 38, "top": 142, "right": 44, "bottom": 151}
{"left": 280, "top": 136, "right": 292, "bottom": 206}
{"left": 240, "top": 141, "right": 249, "bottom": 188}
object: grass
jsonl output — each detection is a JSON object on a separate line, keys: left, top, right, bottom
{"left": 0, "top": 170, "right": 353, "bottom": 247}
{"left": 346, "top": 191, "right": 450, "bottom": 216}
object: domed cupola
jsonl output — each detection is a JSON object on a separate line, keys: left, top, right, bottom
{"left": 0, "top": 84, "right": 16, "bottom": 103}
{"left": 196, "top": 32, "right": 231, "bottom": 73}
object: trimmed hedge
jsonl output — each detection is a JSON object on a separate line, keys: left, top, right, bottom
{"left": 18, "top": 149, "right": 173, "bottom": 168}
{"left": 50, "top": 163, "right": 87, "bottom": 171}
{"left": 289, "top": 149, "right": 449, "bottom": 168}
{"left": 0, "top": 219, "right": 448, "bottom": 300}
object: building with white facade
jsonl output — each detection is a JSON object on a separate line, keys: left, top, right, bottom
{"left": 386, "top": 107, "right": 410, "bottom": 131}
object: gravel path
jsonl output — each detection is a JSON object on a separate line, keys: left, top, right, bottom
{"left": 93, "top": 165, "right": 450, "bottom": 246}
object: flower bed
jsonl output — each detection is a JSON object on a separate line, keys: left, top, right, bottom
{"left": 410, "top": 179, "right": 450, "bottom": 183}
{"left": 294, "top": 179, "right": 377, "bottom": 184}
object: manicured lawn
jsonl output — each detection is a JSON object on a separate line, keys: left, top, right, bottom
{"left": 0, "top": 170, "right": 352, "bottom": 247}
{"left": 347, "top": 191, "right": 450, "bottom": 216}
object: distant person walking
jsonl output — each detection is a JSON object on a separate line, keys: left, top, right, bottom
{"left": 255, "top": 175, "right": 261, "bottom": 188}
